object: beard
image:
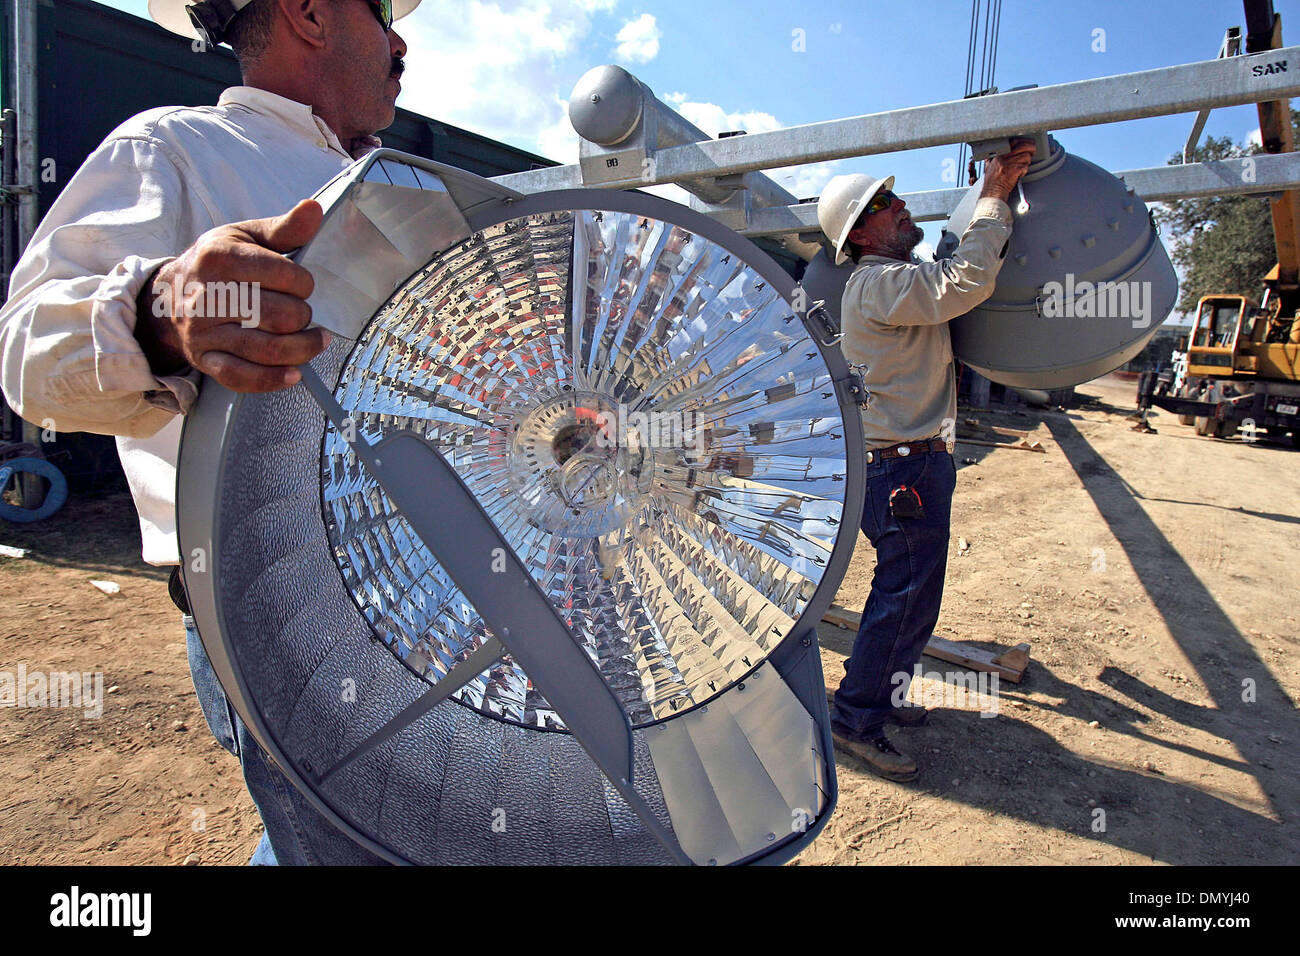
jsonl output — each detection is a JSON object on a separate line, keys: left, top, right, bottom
{"left": 878, "top": 222, "right": 925, "bottom": 260}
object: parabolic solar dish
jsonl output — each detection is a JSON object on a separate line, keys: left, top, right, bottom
{"left": 177, "top": 151, "right": 864, "bottom": 865}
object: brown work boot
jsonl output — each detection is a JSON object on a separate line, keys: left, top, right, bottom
{"left": 888, "top": 703, "right": 930, "bottom": 727}
{"left": 832, "top": 730, "right": 919, "bottom": 782}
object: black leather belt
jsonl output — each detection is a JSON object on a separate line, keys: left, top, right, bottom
{"left": 865, "top": 437, "right": 953, "bottom": 464}
{"left": 168, "top": 565, "right": 191, "bottom": 615}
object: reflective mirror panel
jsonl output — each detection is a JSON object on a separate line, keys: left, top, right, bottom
{"left": 321, "top": 209, "right": 848, "bottom": 730}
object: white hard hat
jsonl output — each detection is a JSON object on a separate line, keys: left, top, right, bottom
{"left": 149, "top": 0, "right": 421, "bottom": 44}
{"left": 817, "top": 173, "right": 895, "bottom": 265}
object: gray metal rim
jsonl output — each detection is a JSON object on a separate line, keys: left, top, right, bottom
{"left": 177, "top": 181, "right": 866, "bottom": 864}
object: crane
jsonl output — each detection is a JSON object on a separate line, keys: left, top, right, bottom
{"left": 1137, "top": 0, "right": 1300, "bottom": 445}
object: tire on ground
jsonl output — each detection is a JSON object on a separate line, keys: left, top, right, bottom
{"left": 0, "top": 457, "right": 69, "bottom": 523}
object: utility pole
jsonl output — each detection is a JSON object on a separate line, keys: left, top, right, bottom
{"left": 6, "top": 0, "right": 45, "bottom": 507}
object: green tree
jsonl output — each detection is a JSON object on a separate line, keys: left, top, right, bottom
{"left": 1153, "top": 109, "right": 1300, "bottom": 315}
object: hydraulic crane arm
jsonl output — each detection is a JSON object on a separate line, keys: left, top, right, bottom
{"left": 1245, "top": 0, "right": 1300, "bottom": 289}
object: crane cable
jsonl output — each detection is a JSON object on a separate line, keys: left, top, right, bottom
{"left": 957, "top": 0, "right": 1003, "bottom": 184}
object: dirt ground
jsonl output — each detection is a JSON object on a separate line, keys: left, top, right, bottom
{"left": 1, "top": 374, "right": 1296, "bottom": 865}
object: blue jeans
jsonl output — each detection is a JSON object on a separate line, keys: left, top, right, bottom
{"left": 183, "top": 616, "right": 389, "bottom": 865}
{"left": 832, "top": 448, "right": 956, "bottom": 740}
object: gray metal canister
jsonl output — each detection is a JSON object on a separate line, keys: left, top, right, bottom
{"left": 935, "top": 135, "right": 1178, "bottom": 388}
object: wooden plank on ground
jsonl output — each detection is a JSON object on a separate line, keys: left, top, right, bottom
{"left": 822, "top": 604, "right": 860, "bottom": 631}
{"left": 956, "top": 438, "right": 1046, "bottom": 453}
{"left": 991, "top": 642, "right": 1031, "bottom": 675}
{"left": 925, "top": 636, "right": 1031, "bottom": 683}
{"left": 987, "top": 425, "right": 1033, "bottom": 439}
{"left": 821, "top": 604, "right": 1031, "bottom": 683}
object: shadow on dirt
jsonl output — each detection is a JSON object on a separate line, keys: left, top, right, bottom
{"left": 819, "top": 613, "right": 1291, "bottom": 863}
{"left": 0, "top": 490, "right": 165, "bottom": 581}
{"left": 1040, "top": 414, "right": 1296, "bottom": 829}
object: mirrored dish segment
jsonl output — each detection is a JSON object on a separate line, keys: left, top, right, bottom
{"left": 321, "top": 209, "right": 849, "bottom": 730}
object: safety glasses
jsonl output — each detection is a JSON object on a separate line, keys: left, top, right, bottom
{"left": 363, "top": 0, "right": 393, "bottom": 31}
{"left": 864, "top": 189, "right": 898, "bottom": 216}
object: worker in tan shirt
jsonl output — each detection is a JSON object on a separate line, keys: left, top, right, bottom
{"left": 816, "top": 139, "right": 1034, "bottom": 781}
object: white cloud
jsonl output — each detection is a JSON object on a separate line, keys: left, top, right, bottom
{"left": 536, "top": 104, "right": 582, "bottom": 165}
{"left": 769, "top": 161, "right": 844, "bottom": 201}
{"left": 661, "top": 93, "right": 847, "bottom": 200}
{"left": 663, "top": 92, "right": 780, "bottom": 137}
{"left": 614, "top": 13, "right": 661, "bottom": 64}
{"left": 394, "top": 0, "right": 618, "bottom": 160}
{"left": 1247, "top": 127, "right": 1262, "bottom": 149}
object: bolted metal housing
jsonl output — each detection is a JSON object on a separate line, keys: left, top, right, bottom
{"left": 936, "top": 135, "right": 1179, "bottom": 388}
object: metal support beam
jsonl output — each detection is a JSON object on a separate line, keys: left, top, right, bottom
{"left": 738, "top": 152, "right": 1300, "bottom": 237}
{"left": 496, "top": 47, "right": 1300, "bottom": 195}
{"left": 1184, "top": 27, "right": 1242, "bottom": 163}
{"left": 566, "top": 65, "right": 821, "bottom": 259}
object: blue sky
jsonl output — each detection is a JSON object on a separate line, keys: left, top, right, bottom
{"left": 99, "top": 0, "right": 1295, "bottom": 232}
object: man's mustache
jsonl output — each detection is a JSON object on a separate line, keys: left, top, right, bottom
{"left": 391, "top": 57, "right": 405, "bottom": 79}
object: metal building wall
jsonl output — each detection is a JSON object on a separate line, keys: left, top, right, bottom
{"left": 2, "top": 0, "right": 555, "bottom": 494}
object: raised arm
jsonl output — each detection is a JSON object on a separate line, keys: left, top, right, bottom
{"left": 845, "top": 138, "right": 1035, "bottom": 327}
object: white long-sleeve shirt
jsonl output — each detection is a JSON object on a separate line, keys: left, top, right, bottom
{"left": 0, "top": 87, "right": 360, "bottom": 564}
{"left": 841, "top": 197, "right": 1013, "bottom": 448}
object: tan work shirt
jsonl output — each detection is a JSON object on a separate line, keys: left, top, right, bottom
{"left": 841, "top": 197, "right": 1013, "bottom": 449}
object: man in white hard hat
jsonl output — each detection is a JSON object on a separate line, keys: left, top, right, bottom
{"left": 816, "top": 140, "right": 1034, "bottom": 782}
{"left": 0, "top": 0, "right": 418, "bottom": 863}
